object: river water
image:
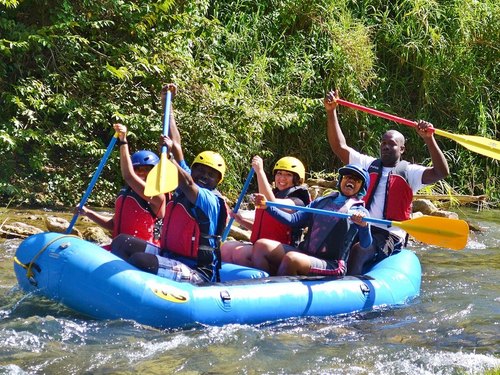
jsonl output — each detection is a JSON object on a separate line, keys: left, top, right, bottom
{"left": 0, "top": 208, "right": 498, "bottom": 374}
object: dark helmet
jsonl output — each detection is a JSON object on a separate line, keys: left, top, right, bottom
{"left": 131, "top": 150, "right": 160, "bottom": 167}
{"left": 337, "top": 164, "right": 370, "bottom": 197}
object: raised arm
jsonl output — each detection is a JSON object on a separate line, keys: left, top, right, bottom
{"left": 416, "top": 120, "right": 450, "bottom": 184}
{"left": 253, "top": 155, "right": 302, "bottom": 208}
{"left": 160, "top": 135, "right": 199, "bottom": 204}
{"left": 253, "top": 155, "right": 275, "bottom": 199}
{"left": 324, "top": 90, "right": 354, "bottom": 164}
{"left": 114, "top": 123, "right": 166, "bottom": 218}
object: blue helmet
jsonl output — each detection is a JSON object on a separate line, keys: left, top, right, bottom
{"left": 131, "top": 150, "right": 160, "bottom": 167}
{"left": 337, "top": 164, "right": 370, "bottom": 197}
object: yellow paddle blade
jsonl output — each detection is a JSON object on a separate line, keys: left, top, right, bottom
{"left": 435, "top": 129, "right": 500, "bottom": 161}
{"left": 393, "top": 216, "right": 469, "bottom": 250}
{"left": 144, "top": 153, "right": 178, "bottom": 197}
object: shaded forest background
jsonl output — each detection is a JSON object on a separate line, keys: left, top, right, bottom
{"left": 0, "top": 0, "right": 498, "bottom": 208}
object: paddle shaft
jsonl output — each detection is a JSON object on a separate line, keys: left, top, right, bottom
{"left": 266, "top": 201, "right": 469, "bottom": 250}
{"left": 161, "top": 91, "right": 172, "bottom": 153}
{"left": 337, "top": 98, "right": 500, "bottom": 160}
{"left": 143, "top": 89, "right": 178, "bottom": 196}
{"left": 266, "top": 201, "right": 392, "bottom": 227}
{"left": 221, "top": 168, "right": 255, "bottom": 241}
{"left": 336, "top": 98, "right": 419, "bottom": 129}
{"left": 66, "top": 133, "right": 118, "bottom": 233}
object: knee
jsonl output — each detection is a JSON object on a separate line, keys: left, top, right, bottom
{"left": 220, "top": 242, "right": 234, "bottom": 262}
{"left": 129, "top": 253, "right": 158, "bottom": 274}
{"left": 251, "top": 240, "right": 264, "bottom": 258}
{"left": 110, "top": 234, "right": 129, "bottom": 257}
{"left": 253, "top": 239, "right": 273, "bottom": 256}
{"left": 111, "top": 235, "right": 147, "bottom": 260}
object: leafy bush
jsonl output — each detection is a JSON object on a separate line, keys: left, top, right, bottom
{"left": 0, "top": 0, "right": 498, "bottom": 208}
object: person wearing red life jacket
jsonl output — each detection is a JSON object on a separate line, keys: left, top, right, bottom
{"left": 78, "top": 84, "right": 180, "bottom": 246}
{"left": 251, "top": 164, "right": 372, "bottom": 276}
{"left": 111, "top": 134, "right": 228, "bottom": 283}
{"left": 221, "top": 155, "right": 311, "bottom": 267}
{"left": 324, "top": 90, "right": 449, "bottom": 275}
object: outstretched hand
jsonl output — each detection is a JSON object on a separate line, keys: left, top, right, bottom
{"left": 113, "top": 123, "right": 127, "bottom": 142}
{"left": 324, "top": 90, "right": 340, "bottom": 111}
{"left": 251, "top": 155, "right": 264, "bottom": 173}
{"left": 349, "top": 208, "right": 368, "bottom": 227}
{"left": 161, "top": 83, "right": 177, "bottom": 102}
{"left": 74, "top": 204, "right": 87, "bottom": 216}
{"left": 415, "top": 120, "right": 435, "bottom": 140}
{"left": 159, "top": 134, "right": 174, "bottom": 153}
{"left": 252, "top": 193, "right": 267, "bottom": 209}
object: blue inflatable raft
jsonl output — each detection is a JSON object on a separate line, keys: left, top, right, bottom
{"left": 14, "top": 232, "right": 421, "bottom": 329}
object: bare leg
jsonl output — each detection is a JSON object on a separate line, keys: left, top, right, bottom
{"left": 221, "top": 241, "right": 254, "bottom": 267}
{"left": 277, "top": 251, "right": 312, "bottom": 276}
{"left": 252, "top": 239, "right": 286, "bottom": 275}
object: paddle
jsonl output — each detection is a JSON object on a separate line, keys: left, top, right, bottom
{"left": 66, "top": 133, "right": 119, "bottom": 234}
{"left": 221, "top": 168, "right": 255, "bottom": 241}
{"left": 336, "top": 98, "right": 500, "bottom": 161}
{"left": 266, "top": 201, "right": 469, "bottom": 250}
{"left": 144, "top": 90, "right": 179, "bottom": 196}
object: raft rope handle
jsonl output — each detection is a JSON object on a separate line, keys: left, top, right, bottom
{"left": 13, "top": 234, "right": 79, "bottom": 284}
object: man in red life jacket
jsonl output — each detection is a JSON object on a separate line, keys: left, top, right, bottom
{"left": 324, "top": 90, "right": 449, "bottom": 275}
{"left": 221, "top": 155, "right": 310, "bottom": 267}
{"left": 111, "top": 139, "right": 228, "bottom": 283}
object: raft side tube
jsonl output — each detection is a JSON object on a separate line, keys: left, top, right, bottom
{"left": 14, "top": 232, "right": 421, "bottom": 329}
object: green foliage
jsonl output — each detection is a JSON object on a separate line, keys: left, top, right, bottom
{"left": 0, "top": 0, "right": 498, "bottom": 208}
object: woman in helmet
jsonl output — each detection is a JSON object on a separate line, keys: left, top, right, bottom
{"left": 79, "top": 84, "right": 181, "bottom": 246}
{"left": 78, "top": 123, "right": 168, "bottom": 246}
{"left": 251, "top": 164, "right": 372, "bottom": 277}
{"left": 221, "top": 155, "right": 311, "bottom": 267}
{"left": 111, "top": 135, "right": 228, "bottom": 283}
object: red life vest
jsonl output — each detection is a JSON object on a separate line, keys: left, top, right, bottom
{"left": 114, "top": 187, "right": 160, "bottom": 245}
{"left": 250, "top": 209, "right": 292, "bottom": 244}
{"left": 250, "top": 185, "right": 309, "bottom": 245}
{"left": 160, "top": 191, "right": 227, "bottom": 266}
{"left": 363, "top": 159, "right": 413, "bottom": 221}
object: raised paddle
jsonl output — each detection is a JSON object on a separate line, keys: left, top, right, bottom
{"left": 66, "top": 132, "right": 119, "bottom": 234}
{"left": 266, "top": 201, "right": 469, "bottom": 250}
{"left": 144, "top": 90, "right": 179, "bottom": 196}
{"left": 336, "top": 98, "right": 500, "bottom": 161}
{"left": 221, "top": 168, "right": 255, "bottom": 241}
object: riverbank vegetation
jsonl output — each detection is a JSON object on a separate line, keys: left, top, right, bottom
{"left": 1, "top": 0, "right": 498, "bottom": 208}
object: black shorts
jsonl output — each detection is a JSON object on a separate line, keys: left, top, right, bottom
{"left": 371, "top": 226, "right": 404, "bottom": 262}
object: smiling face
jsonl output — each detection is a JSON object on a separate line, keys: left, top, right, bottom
{"left": 274, "top": 170, "right": 296, "bottom": 191}
{"left": 339, "top": 174, "right": 363, "bottom": 197}
{"left": 191, "top": 163, "right": 221, "bottom": 190}
{"left": 380, "top": 130, "right": 405, "bottom": 167}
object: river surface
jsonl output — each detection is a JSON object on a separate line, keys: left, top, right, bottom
{"left": 0, "top": 208, "right": 498, "bottom": 374}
